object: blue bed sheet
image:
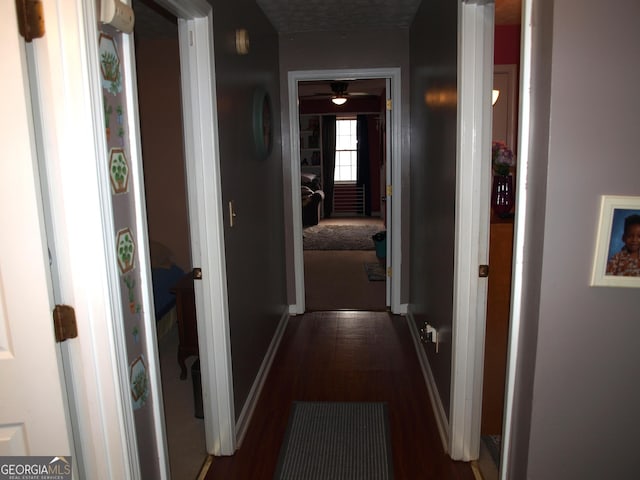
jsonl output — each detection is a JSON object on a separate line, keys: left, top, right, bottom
{"left": 151, "top": 264, "right": 185, "bottom": 319}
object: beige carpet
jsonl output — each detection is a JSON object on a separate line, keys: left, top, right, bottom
{"left": 304, "top": 250, "right": 386, "bottom": 311}
{"left": 158, "top": 324, "right": 207, "bottom": 479}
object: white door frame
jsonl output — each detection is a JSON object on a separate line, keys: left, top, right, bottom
{"left": 28, "top": 2, "right": 235, "bottom": 479}
{"left": 500, "top": 0, "right": 531, "bottom": 476}
{"left": 288, "top": 67, "right": 403, "bottom": 314}
{"left": 156, "top": 0, "right": 236, "bottom": 455}
{"left": 450, "top": 0, "right": 494, "bottom": 461}
{"left": 29, "top": 0, "right": 146, "bottom": 477}
{"left": 384, "top": 78, "right": 393, "bottom": 306}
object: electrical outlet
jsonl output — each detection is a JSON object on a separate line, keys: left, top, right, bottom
{"left": 426, "top": 324, "right": 437, "bottom": 342}
{"left": 419, "top": 322, "right": 439, "bottom": 353}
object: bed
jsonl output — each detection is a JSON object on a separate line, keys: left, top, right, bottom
{"left": 149, "top": 241, "right": 186, "bottom": 340}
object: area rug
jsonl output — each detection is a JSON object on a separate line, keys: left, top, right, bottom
{"left": 365, "top": 262, "right": 386, "bottom": 281}
{"left": 274, "top": 402, "right": 394, "bottom": 480}
{"left": 303, "top": 224, "right": 381, "bottom": 250}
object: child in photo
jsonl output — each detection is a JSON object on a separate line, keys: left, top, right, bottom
{"left": 606, "top": 214, "right": 640, "bottom": 276}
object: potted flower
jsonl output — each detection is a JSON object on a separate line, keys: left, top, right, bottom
{"left": 118, "top": 126, "right": 125, "bottom": 147}
{"left": 116, "top": 105, "right": 124, "bottom": 125}
{"left": 492, "top": 141, "right": 514, "bottom": 176}
{"left": 491, "top": 141, "right": 515, "bottom": 217}
{"left": 124, "top": 275, "right": 136, "bottom": 313}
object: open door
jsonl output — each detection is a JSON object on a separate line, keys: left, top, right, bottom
{"left": 384, "top": 78, "right": 392, "bottom": 306}
{"left": 158, "top": 0, "right": 236, "bottom": 455}
{"left": 0, "top": 0, "right": 73, "bottom": 457}
{"left": 449, "top": 0, "right": 494, "bottom": 461}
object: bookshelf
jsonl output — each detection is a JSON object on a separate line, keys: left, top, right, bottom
{"left": 299, "top": 114, "right": 322, "bottom": 177}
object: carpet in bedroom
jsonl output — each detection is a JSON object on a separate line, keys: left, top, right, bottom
{"left": 303, "top": 223, "right": 383, "bottom": 250}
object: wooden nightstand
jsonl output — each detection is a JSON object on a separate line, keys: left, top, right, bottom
{"left": 171, "top": 273, "right": 199, "bottom": 379}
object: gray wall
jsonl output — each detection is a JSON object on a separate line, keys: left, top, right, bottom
{"left": 509, "top": 0, "right": 640, "bottom": 478}
{"left": 278, "top": 29, "right": 411, "bottom": 305}
{"left": 211, "top": 0, "right": 288, "bottom": 418}
{"left": 407, "top": 0, "right": 458, "bottom": 418}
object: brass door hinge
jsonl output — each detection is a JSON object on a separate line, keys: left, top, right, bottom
{"left": 386, "top": 99, "right": 392, "bottom": 111}
{"left": 386, "top": 185, "right": 392, "bottom": 197}
{"left": 192, "top": 267, "right": 203, "bottom": 280}
{"left": 16, "top": 0, "right": 45, "bottom": 42}
{"left": 479, "top": 265, "right": 489, "bottom": 278}
{"left": 53, "top": 305, "right": 78, "bottom": 342}
{"left": 387, "top": 266, "right": 392, "bottom": 277}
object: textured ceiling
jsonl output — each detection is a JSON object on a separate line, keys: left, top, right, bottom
{"left": 256, "top": 0, "right": 422, "bottom": 33}
{"left": 257, "top": 0, "right": 521, "bottom": 33}
{"left": 132, "top": 0, "right": 522, "bottom": 40}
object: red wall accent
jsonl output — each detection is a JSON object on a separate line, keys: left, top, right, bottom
{"left": 494, "top": 25, "right": 521, "bottom": 66}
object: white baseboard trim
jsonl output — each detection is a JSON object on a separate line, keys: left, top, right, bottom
{"left": 405, "top": 311, "right": 450, "bottom": 453}
{"left": 397, "top": 303, "right": 408, "bottom": 315}
{"left": 235, "top": 309, "right": 290, "bottom": 447}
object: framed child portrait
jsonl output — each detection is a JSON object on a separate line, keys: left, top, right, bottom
{"left": 591, "top": 195, "right": 640, "bottom": 287}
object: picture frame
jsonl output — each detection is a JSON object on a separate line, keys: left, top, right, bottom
{"left": 590, "top": 195, "right": 640, "bottom": 287}
{"left": 252, "top": 87, "right": 273, "bottom": 159}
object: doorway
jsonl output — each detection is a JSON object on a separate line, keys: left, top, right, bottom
{"left": 288, "top": 68, "right": 403, "bottom": 314}
{"left": 297, "top": 79, "right": 388, "bottom": 311}
{"left": 132, "top": 2, "right": 206, "bottom": 478}
{"left": 479, "top": 62, "right": 519, "bottom": 478}
{"left": 132, "top": 0, "right": 235, "bottom": 470}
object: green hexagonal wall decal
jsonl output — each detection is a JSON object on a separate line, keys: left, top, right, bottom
{"left": 116, "top": 227, "right": 135, "bottom": 274}
{"left": 109, "top": 148, "right": 129, "bottom": 194}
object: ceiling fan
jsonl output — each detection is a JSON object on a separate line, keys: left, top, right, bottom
{"left": 306, "top": 81, "right": 371, "bottom": 105}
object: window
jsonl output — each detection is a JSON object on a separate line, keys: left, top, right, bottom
{"left": 334, "top": 119, "right": 357, "bottom": 182}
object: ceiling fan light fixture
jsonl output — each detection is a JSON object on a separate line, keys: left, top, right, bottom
{"left": 332, "top": 96, "right": 347, "bottom": 105}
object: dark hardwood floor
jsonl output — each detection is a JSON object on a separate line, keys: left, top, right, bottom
{"left": 203, "top": 311, "right": 474, "bottom": 479}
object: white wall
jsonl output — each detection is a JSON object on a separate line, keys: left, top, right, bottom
{"left": 510, "top": 1, "right": 640, "bottom": 478}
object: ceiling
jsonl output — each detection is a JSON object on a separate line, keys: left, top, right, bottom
{"left": 132, "top": 0, "right": 521, "bottom": 98}
{"left": 258, "top": 0, "right": 521, "bottom": 33}
{"left": 132, "top": 0, "right": 521, "bottom": 39}
{"left": 256, "top": 0, "right": 422, "bottom": 34}
{"left": 298, "top": 79, "right": 387, "bottom": 100}
{"left": 132, "top": 1, "right": 176, "bottom": 40}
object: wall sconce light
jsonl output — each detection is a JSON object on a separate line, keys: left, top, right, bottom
{"left": 424, "top": 87, "right": 457, "bottom": 107}
{"left": 235, "top": 29, "right": 250, "bottom": 55}
{"left": 492, "top": 89, "right": 500, "bottom": 106}
{"left": 331, "top": 96, "right": 347, "bottom": 106}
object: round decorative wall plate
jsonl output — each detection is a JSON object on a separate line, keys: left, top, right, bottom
{"left": 252, "top": 88, "right": 273, "bottom": 159}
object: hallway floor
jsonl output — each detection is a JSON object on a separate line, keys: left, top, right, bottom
{"left": 203, "top": 311, "right": 474, "bottom": 479}
{"left": 303, "top": 215, "right": 387, "bottom": 311}
{"left": 304, "top": 250, "right": 386, "bottom": 310}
